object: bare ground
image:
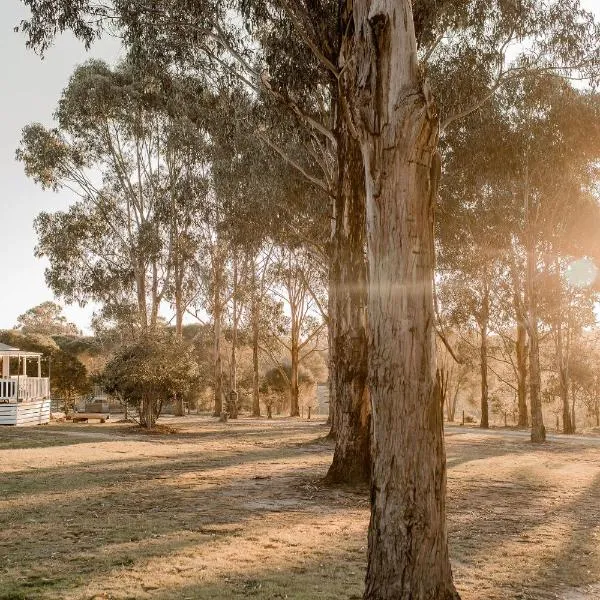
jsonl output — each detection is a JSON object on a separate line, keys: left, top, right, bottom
{"left": 1, "top": 416, "right": 599, "bottom": 600}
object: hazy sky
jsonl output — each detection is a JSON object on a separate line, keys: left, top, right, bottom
{"left": 0, "top": 3, "right": 122, "bottom": 333}
{"left": 1, "top": 2, "right": 599, "bottom": 333}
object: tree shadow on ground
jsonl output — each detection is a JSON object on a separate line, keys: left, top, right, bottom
{"left": 2, "top": 419, "right": 599, "bottom": 600}
{"left": 0, "top": 448, "right": 365, "bottom": 599}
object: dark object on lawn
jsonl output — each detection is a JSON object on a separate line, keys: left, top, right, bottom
{"left": 72, "top": 413, "right": 110, "bottom": 423}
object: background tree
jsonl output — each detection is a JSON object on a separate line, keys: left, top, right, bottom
{"left": 102, "top": 331, "right": 199, "bottom": 428}
{"left": 16, "top": 301, "right": 80, "bottom": 336}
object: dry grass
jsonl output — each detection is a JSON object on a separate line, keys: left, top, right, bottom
{"left": 0, "top": 417, "right": 599, "bottom": 599}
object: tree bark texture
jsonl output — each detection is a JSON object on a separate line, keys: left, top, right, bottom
{"left": 326, "top": 109, "right": 370, "bottom": 484}
{"left": 341, "top": 1, "right": 460, "bottom": 597}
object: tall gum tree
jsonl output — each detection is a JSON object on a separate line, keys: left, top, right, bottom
{"left": 341, "top": 1, "right": 459, "bottom": 597}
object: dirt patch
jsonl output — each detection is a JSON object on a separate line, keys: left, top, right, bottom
{"left": 0, "top": 417, "right": 599, "bottom": 599}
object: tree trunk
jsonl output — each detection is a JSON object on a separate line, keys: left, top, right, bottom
{"left": 556, "top": 313, "right": 573, "bottom": 434}
{"left": 149, "top": 258, "right": 160, "bottom": 329}
{"left": 213, "top": 252, "right": 224, "bottom": 418}
{"left": 175, "top": 272, "right": 184, "bottom": 337}
{"left": 343, "top": 1, "right": 459, "bottom": 597}
{"left": 448, "top": 384, "right": 460, "bottom": 423}
{"left": 516, "top": 321, "right": 528, "bottom": 427}
{"left": 135, "top": 259, "right": 148, "bottom": 330}
{"left": 173, "top": 264, "right": 186, "bottom": 417}
{"left": 326, "top": 268, "right": 339, "bottom": 437}
{"left": 251, "top": 263, "right": 261, "bottom": 417}
{"left": 479, "top": 277, "right": 489, "bottom": 429}
{"left": 326, "top": 107, "right": 370, "bottom": 484}
{"left": 510, "top": 252, "right": 528, "bottom": 428}
{"left": 571, "top": 387, "right": 576, "bottom": 433}
{"left": 229, "top": 253, "right": 239, "bottom": 419}
{"left": 525, "top": 183, "right": 545, "bottom": 443}
{"left": 290, "top": 339, "right": 300, "bottom": 417}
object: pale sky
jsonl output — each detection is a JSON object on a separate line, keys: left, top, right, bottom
{"left": 0, "top": 1, "right": 599, "bottom": 333}
{"left": 0, "top": 3, "right": 122, "bottom": 333}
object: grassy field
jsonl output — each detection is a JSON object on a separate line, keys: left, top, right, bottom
{"left": 1, "top": 417, "right": 599, "bottom": 600}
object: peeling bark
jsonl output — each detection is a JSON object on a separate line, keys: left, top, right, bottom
{"left": 341, "top": 1, "right": 459, "bottom": 596}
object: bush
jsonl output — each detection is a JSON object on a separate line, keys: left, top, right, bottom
{"left": 102, "top": 332, "right": 199, "bottom": 428}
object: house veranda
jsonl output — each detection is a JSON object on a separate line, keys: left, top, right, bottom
{"left": 0, "top": 343, "right": 51, "bottom": 426}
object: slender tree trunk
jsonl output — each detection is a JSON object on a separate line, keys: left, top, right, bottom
{"left": 571, "top": 387, "right": 576, "bottom": 433}
{"left": 525, "top": 179, "right": 545, "bottom": 443}
{"left": 342, "top": 1, "right": 459, "bottom": 596}
{"left": 290, "top": 337, "right": 300, "bottom": 417}
{"left": 326, "top": 108, "right": 370, "bottom": 484}
{"left": 149, "top": 258, "right": 160, "bottom": 329}
{"left": 327, "top": 183, "right": 338, "bottom": 436}
{"left": 135, "top": 260, "right": 148, "bottom": 330}
{"left": 173, "top": 261, "right": 186, "bottom": 417}
{"left": 556, "top": 313, "right": 573, "bottom": 434}
{"left": 479, "top": 277, "right": 489, "bottom": 429}
{"left": 229, "top": 253, "right": 239, "bottom": 419}
{"left": 251, "top": 262, "right": 261, "bottom": 417}
{"left": 448, "top": 383, "right": 460, "bottom": 423}
{"left": 510, "top": 253, "right": 529, "bottom": 427}
{"left": 175, "top": 270, "right": 184, "bottom": 337}
{"left": 327, "top": 267, "right": 339, "bottom": 437}
{"left": 516, "top": 321, "right": 528, "bottom": 427}
{"left": 213, "top": 252, "right": 224, "bottom": 418}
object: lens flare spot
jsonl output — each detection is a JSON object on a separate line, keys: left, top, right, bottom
{"left": 565, "top": 258, "right": 598, "bottom": 288}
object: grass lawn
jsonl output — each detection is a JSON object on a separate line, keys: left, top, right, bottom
{"left": 1, "top": 417, "right": 599, "bottom": 599}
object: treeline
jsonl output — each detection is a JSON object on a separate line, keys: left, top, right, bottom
{"left": 17, "top": 0, "right": 600, "bottom": 595}
{"left": 437, "top": 77, "right": 600, "bottom": 436}
{"left": 17, "top": 61, "right": 328, "bottom": 426}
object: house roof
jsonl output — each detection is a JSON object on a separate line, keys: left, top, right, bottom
{"left": 0, "top": 343, "right": 43, "bottom": 357}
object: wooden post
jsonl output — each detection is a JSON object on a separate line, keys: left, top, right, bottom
{"left": 16, "top": 356, "right": 21, "bottom": 403}
{"left": 308, "top": 406, "right": 311, "bottom": 420}
{"left": 461, "top": 410, "right": 465, "bottom": 426}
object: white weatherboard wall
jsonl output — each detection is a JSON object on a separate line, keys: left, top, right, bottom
{"left": 0, "top": 399, "right": 51, "bottom": 426}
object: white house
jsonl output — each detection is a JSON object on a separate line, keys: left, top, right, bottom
{"left": 0, "top": 343, "right": 51, "bottom": 426}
